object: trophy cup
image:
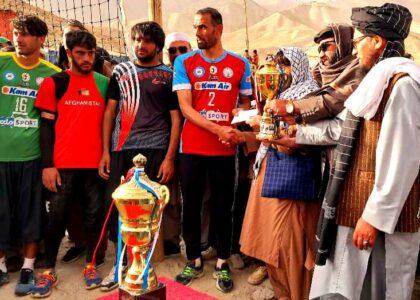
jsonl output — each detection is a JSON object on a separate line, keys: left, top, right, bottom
{"left": 112, "top": 154, "right": 170, "bottom": 299}
{"left": 255, "top": 56, "right": 283, "bottom": 140}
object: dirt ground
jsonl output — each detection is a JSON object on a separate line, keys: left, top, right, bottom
{"left": 1, "top": 239, "right": 419, "bottom": 300}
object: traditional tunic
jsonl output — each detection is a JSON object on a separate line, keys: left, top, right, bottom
{"left": 310, "top": 75, "right": 420, "bottom": 300}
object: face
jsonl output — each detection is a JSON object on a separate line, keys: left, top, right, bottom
{"left": 318, "top": 39, "right": 338, "bottom": 66}
{"left": 13, "top": 28, "right": 44, "bottom": 56}
{"left": 67, "top": 46, "right": 95, "bottom": 74}
{"left": 353, "top": 29, "right": 385, "bottom": 70}
{"left": 132, "top": 33, "right": 159, "bottom": 63}
{"left": 276, "top": 55, "right": 292, "bottom": 91}
{"left": 194, "top": 13, "right": 221, "bottom": 50}
{"left": 168, "top": 40, "right": 191, "bottom": 65}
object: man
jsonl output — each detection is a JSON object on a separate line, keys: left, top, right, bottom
{"left": 98, "top": 21, "right": 181, "bottom": 292}
{"left": 165, "top": 32, "right": 191, "bottom": 67}
{"left": 0, "top": 15, "right": 60, "bottom": 295}
{"left": 31, "top": 30, "right": 108, "bottom": 298}
{"left": 310, "top": 4, "right": 419, "bottom": 299}
{"left": 173, "top": 7, "right": 252, "bottom": 292}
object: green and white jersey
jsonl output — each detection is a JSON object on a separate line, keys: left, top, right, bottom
{"left": 0, "top": 52, "right": 61, "bottom": 162}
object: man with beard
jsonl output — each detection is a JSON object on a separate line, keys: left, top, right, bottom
{"left": 98, "top": 21, "right": 181, "bottom": 292}
{"left": 165, "top": 32, "right": 192, "bottom": 68}
{"left": 31, "top": 30, "right": 108, "bottom": 298}
{"left": 0, "top": 15, "right": 60, "bottom": 295}
{"left": 173, "top": 7, "right": 252, "bottom": 292}
{"left": 310, "top": 3, "right": 420, "bottom": 299}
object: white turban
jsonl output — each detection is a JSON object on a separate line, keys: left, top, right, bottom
{"left": 165, "top": 32, "right": 191, "bottom": 49}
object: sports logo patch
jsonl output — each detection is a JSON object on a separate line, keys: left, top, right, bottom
{"left": 4, "top": 72, "right": 15, "bottom": 81}
{"left": 22, "top": 73, "right": 30, "bottom": 82}
{"left": 193, "top": 66, "right": 205, "bottom": 78}
{"left": 194, "top": 81, "right": 232, "bottom": 91}
{"left": 223, "top": 67, "right": 233, "bottom": 78}
{"left": 199, "top": 110, "right": 229, "bottom": 122}
{"left": 2, "top": 86, "right": 38, "bottom": 98}
{"left": 210, "top": 65, "right": 218, "bottom": 75}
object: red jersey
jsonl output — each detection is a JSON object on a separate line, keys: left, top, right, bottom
{"left": 35, "top": 70, "right": 108, "bottom": 168}
{"left": 173, "top": 50, "right": 252, "bottom": 156}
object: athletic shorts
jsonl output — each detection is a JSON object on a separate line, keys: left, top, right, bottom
{"left": 0, "top": 159, "right": 43, "bottom": 250}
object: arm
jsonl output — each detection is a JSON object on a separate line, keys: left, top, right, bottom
{"left": 98, "top": 99, "right": 118, "bottom": 179}
{"left": 158, "top": 109, "right": 182, "bottom": 183}
{"left": 295, "top": 116, "right": 344, "bottom": 146}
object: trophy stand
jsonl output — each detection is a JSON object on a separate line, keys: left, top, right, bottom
{"left": 119, "top": 284, "right": 166, "bottom": 300}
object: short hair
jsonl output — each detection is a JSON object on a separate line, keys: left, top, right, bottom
{"left": 253, "top": 49, "right": 257, "bottom": 54}
{"left": 196, "top": 7, "right": 223, "bottom": 26}
{"left": 12, "top": 15, "right": 48, "bottom": 37}
{"left": 65, "top": 30, "right": 96, "bottom": 51}
{"left": 64, "top": 19, "right": 87, "bottom": 31}
{"left": 131, "top": 21, "right": 165, "bottom": 52}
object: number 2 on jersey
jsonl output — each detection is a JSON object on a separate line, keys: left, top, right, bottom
{"left": 208, "top": 92, "right": 215, "bottom": 107}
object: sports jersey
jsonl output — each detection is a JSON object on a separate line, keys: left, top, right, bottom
{"left": 107, "top": 62, "right": 178, "bottom": 152}
{"left": 173, "top": 50, "right": 252, "bottom": 156}
{"left": 35, "top": 70, "right": 108, "bottom": 168}
{"left": 0, "top": 52, "right": 60, "bottom": 161}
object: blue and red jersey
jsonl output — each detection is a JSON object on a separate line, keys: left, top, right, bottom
{"left": 173, "top": 50, "right": 252, "bottom": 156}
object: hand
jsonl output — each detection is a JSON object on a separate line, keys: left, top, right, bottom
{"left": 99, "top": 152, "right": 111, "bottom": 180}
{"left": 43, "top": 167, "right": 61, "bottom": 192}
{"left": 265, "top": 99, "right": 287, "bottom": 116}
{"left": 246, "top": 115, "right": 262, "bottom": 130}
{"left": 157, "top": 157, "right": 174, "bottom": 184}
{"left": 353, "top": 218, "right": 379, "bottom": 250}
{"left": 232, "top": 108, "right": 244, "bottom": 116}
{"left": 220, "top": 129, "right": 245, "bottom": 147}
{"left": 216, "top": 126, "right": 237, "bottom": 145}
{"left": 281, "top": 115, "right": 296, "bottom": 125}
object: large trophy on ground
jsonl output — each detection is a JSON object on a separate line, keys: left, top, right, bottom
{"left": 112, "top": 154, "right": 170, "bottom": 299}
{"left": 255, "top": 55, "right": 283, "bottom": 140}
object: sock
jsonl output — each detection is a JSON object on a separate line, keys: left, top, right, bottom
{"left": 0, "top": 256, "right": 6, "bottom": 273}
{"left": 216, "top": 258, "right": 226, "bottom": 269}
{"left": 22, "top": 257, "right": 35, "bottom": 270}
{"left": 194, "top": 257, "right": 202, "bottom": 268}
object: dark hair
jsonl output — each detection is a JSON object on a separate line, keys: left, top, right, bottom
{"left": 12, "top": 15, "right": 48, "bottom": 37}
{"left": 64, "top": 19, "right": 87, "bottom": 31}
{"left": 196, "top": 7, "right": 223, "bottom": 26}
{"left": 131, "top": 21, "right": 165, "bottom": 52}
{"left": 65, "top": 30, "right": 96, "bottom": 51}
{"left": 253, "top": 49, "right": 257, "bottom": 54}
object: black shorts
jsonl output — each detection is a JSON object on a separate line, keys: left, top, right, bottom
{"left": 0, "top": 159, "right": 42, "bottom": 250}
{"left": 105, "top": 149, "right": 166, "bottom": 242}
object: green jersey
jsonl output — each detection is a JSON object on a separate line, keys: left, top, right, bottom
{"left": 0, "top": 52, "right": 61, "bottom": 162}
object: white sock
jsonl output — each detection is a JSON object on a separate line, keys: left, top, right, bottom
{"left": 194, "top": 257, "right": 202, "bottom": 268}
{"left": 216, "top": 258, "right": 226, "bottom": 269}
{"left": 0, "top": 256, "right": 6, "bottom": 273}
{"left": 22, "top": 257, "right": 35, "bottom": 270}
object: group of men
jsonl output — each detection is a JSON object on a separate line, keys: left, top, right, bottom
{"left": 0, "top": 3, "right": 418, "bottom": 300}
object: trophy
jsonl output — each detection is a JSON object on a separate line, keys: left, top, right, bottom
{"left": 255, "top": 55, "right": 284, "bottom": 140}
{"left": 112, "top": 154, "right": 170, "bottom": 299}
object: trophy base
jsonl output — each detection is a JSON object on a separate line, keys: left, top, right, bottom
{"left": 119, "top": 283, "right": 166, "bottom": 300}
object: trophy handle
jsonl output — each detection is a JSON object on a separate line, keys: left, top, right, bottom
{"left": 158, "top": 185, "right": 170, "bottom": 207}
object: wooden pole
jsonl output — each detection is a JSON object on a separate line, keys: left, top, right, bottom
{"left": 148, "top": 0, "right": 162, "bottom": 25}
{"left": 243, "top": 0, "right": 250, "bottom": 51}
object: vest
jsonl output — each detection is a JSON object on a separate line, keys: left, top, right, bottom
{"left": 336, "top": 73, "right": 420, "bottom": 232}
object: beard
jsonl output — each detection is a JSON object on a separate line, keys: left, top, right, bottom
{"left": 72, "top": 59, "right": 93, "bottom": 75}
{"left": 197, "top": 36, "right": 217, "bottom": 50}
{"left": 136, "top": 48, "right": 158, "bottom": 63}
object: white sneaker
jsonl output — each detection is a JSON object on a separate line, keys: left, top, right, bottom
{"left": 230, "top": 254, "right": 245, "bottom": 269}
{"left": 100, "top": 265, "right": 126, "bottom": 292}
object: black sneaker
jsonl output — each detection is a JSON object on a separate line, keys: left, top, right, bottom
{"left": 175, "top": 261, "right": 204, "bottom": 286}
{"left": 213, "top": 263, "right": 233, "bottom": 293}
{"left": 61, "top": 246, "right": 85, "bottom": 263}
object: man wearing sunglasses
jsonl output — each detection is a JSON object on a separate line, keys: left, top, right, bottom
{"left": 165, "top": 32, "right": 191, "bottom": 68}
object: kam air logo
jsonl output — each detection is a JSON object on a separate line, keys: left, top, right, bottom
{"left": 1, "top": 86, "right": 38, "bottom": 98}
{"left": 194, "top": 81, "right": 232, "bottom": 91}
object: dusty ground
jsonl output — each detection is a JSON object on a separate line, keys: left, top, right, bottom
{"left": 1, "top": 239, "right": 419, "bottom": 300}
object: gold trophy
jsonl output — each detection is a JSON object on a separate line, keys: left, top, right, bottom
{"left": 112, "top": 154, "right": 170, "bottom": 299}
{"left": 256, "top": 55, "right": 282, "bottom": 140}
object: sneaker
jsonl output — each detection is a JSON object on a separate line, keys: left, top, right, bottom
{"left": 100, "top": 265, "right": 127, "bottom": 292}
{"left": 15, "top": 268, "right": 35, "bottom": 296}
{"left": 175, "top": 261, "right": 204, "bottom": 286}
{"left": 230, "top": 254, "right": 245, "bottom": 269}
{"left": 61, "top": 246, "right": 85, "bottom": 263}
{"left": 247, "top": 265, "right": 268, "bottom": 285}
{"left": 83, "top": 264, "right": 102, "bottom": 290}
{"left": 201, "top": 246, "right": 217, "bottom": 260}
{"left": 0, "top": 270, "right": 9, "bottom": 286}
{"left": 213, "top": 263, "right": 233, "bottom": 293}
{"left": 30, "top": 271, "right": 57, "bottom": 298}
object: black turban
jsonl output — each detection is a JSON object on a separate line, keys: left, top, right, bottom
{"left": 351, "top": 3, "right": 412, "bottom": 59}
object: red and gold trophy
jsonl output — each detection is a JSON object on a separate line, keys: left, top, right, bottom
{"left": 112, "top": 154, "right": 170, "bottom": 299}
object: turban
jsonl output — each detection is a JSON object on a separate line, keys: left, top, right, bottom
{"left": 165, "top": 32, "right": 190, "bottom": 49}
